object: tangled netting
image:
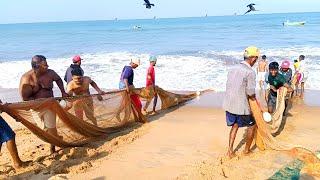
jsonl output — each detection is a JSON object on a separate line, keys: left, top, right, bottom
{"left": 0, "top": 86, "right": 199, "bottom": 148}
{"left": 250, "top": 87, "right": 320, "bottom": 177}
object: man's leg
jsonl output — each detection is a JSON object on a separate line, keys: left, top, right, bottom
{"left": 85, "top": 103, "right": 97, "bottom": 125}
{"left": 143, "top": 100, "right": 151, "bottom": 112}
{"left": 227, "top": 123, "right": 239, "bottom": 158}
{"left": 43, "top": 110, "right": 59, "bottom": 154}
{"left": 301, "top": 82, "right": 305, "bottom": 96}
{"left": 244, "top": 125, "right": 256, "bottom": 154}
{"left": 152, "top": 94, "right": 158, "bottom": 113}
{"left": 6, "top": 138, "right": 23, "bottom": 168}
{"left": 46, "top": 128, "right": 58, "bottom": 154}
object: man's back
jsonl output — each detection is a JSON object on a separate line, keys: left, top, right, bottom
{"left": 223, "top": 62, "right": 256, "bottom": 115}
{"left": 258, "top": 60, "right": 267, "bottom": 72}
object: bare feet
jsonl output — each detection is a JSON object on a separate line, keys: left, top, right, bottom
{"left": 13, "top": 160, "right": 32, "bottom": 169}
{"left": 142, "top": 109, "right": 148, "bottom": 115}
{"left": 227, "top": 150, "right": 236, "bottom": 159}
{"left": 243, "top": 150, "right": 253, "bottom": 156}
{"left": 50, "top": 145, "right": 56, "bottom": 154}
{"left": 150, "top": 111, "right": 157, "bottom": 115}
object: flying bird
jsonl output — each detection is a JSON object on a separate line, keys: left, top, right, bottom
{"left": 244, "top": 3, "right": 257, "bottom": 15}
{"left": 144, "top": 0, "right": 155, "bottom": 9}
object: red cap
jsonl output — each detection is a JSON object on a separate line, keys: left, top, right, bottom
{"left": 72, "top": 55, "right": 82, "bottom": 63}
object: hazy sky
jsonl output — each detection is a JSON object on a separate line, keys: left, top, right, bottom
{"left": 0, "top": 0, "right": 319, "bottom": 24}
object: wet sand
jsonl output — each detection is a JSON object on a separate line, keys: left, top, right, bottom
{"left": 0, "top": 91, "right": 319, "bottom": 179}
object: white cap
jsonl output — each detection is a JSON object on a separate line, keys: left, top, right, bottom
{"left": 131, "top": 58, "right": 141, "bottom": 66}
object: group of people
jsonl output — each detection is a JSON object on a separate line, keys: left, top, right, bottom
{"left": 224, "top": 46, "right": 308, "bottom": 158}
{"left": 1, "top": 54, "right": 159, "bottom": 169}
{"left": 257, "top": 54, "right": 307, "bottom": 113}
{"left": 0, "top": 48, "right": 309, "bottom": 168}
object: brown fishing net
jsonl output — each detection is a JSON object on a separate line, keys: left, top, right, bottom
{"left": 249, "top": 87, "right": 320, "bottom": 177}
{"left": 0, "top": 87, "right": 199, "bottom": 148}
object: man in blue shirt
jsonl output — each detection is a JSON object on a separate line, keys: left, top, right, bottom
{"left": 119, "top": 58, "right": 140, "bottom": 92}
{"left": 119, "top": 58, "right": 147, "bottom": 123}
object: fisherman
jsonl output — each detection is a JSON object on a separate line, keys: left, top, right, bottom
{"left": 280, "top": 60, "right": 293, "bottom": 85}
{"left": 297, "top": 55, "right": 308, "bottom": 96}
{"left": 223, "top": 46, "right": 259, "bottom": 158}
{"left": 143, "top": 56, "right": 158, "bottom": 115}
{"left": 66, "top": 68, "right": 105, "bottom": 125}
{"left": 267, "top": 62, "right": 293, "bottom": 114}
{"left": 257, "top": 55, "right": 268, "bottom": 90}
{"left": 64, "top": 55, "right": 84, "bottom": 84}
{"left": 0, "top": 104, "right": 28, "bottom": 169}
{"left": 19, "top": 55, "right": 68, "bottom": 154}
{"left": 119, "top": 58, "right": 147, "bottom": 123}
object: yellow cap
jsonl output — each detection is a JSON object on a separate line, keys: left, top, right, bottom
{"left": 244, "top": 46, "right": 260, "bottom": 58}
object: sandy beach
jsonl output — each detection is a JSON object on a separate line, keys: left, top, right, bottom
{"left": 0, "top": 90, "right": 319, "bottom": 179}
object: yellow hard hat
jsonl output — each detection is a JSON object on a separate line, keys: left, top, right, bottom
{"left": 244, "top": 46, "right": 260, "bottom": 58}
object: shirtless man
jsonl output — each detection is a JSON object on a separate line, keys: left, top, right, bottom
{"left": 67, "top": 68, "right": 105, "bottom": 125}
{"left": 256, "top": 55, "right": 268, "bottom": 90}
{"left": 19, "top": 55, "right": 68, "bottom": 153}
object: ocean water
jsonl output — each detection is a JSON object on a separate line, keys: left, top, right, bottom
{"left": 0, "top": 12, "right": 320, "bottom": 94}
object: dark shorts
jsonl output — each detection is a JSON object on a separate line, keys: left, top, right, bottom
{"left": 226, "top": 111, "right": 256, "bottom": 127}
{"left": 268, "top": 93, "right": 277, "bottom": 111}
{"left": 0, "top": 116, "right": 15, "bottom": 144}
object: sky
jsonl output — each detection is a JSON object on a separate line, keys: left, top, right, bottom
{"left": 0, "top": 0, "right": 319, "bottom": 24}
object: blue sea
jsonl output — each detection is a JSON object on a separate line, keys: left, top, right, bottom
{"left": 0, "top": 12, "right": 320, "bottom": 94}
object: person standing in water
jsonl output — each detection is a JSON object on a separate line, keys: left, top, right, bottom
{"left": 143, "top": 56, "right": 158, "bottom": 115}
{"left": 19, "top": 55, "right": 68, "bottom": 154}
{"left": 256, "top": 55, "right": 268, "bottom": 90}
{"left": 223, "top": 46, "right": 259, "bottom": 158}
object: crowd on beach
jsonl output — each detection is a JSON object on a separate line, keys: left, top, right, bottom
{"left": 1, "top": 54, "right": 157, "bottom": 169}
{"left": 0, "top": 47, "right": 309, "bottom": 169}
{"left": 224, "top": 46, "right": 308, "bottom": 158}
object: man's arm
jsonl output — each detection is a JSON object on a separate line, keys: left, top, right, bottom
{"left": 124, "top": 79, "right": 130, "bottom": 93}
{"left": 284, "top": 83, "right": 293, "bottom": 93}
{"left": 246, "top": 71, "right": 257, "bottom": 101}
{"left": 90, "top": 79, "right": 104, "bottom": 94}
{"left": 51, "top": 70, "right": 68, "bottom": 97}
{"left": 19, "top": 76, "right": 34, "bottom": 101}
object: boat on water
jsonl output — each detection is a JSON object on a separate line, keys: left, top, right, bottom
{"left": 283, "top": 20, "right": 306, "bottom": 26}
{"left": 133, "top": 25, "right": 142, "bottom": 30}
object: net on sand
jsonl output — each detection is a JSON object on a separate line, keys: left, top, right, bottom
{"left": 249, "top": 87, "right": 320, "bottom": 177}
{"left": 0, "top": 86, "right": 199, "bottom": 148}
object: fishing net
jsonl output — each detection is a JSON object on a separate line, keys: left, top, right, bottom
{"left": 0, "top": 86, "right": 199, "bottom": 148}
{"left": 249, "top": 87, "right": 320, "bottom": 178}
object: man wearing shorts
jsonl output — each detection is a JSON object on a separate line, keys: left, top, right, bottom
{"left": 267, "top": 62, "right": 293, "bottom": 114}
{"left": 19, "top": 55, "right": 68, "bottom": 153}
{"left": 257, "top": 55, "right": 268, "bottom": 90}
{"left": 223, "top": 46, "right": 259, "bottom": 158}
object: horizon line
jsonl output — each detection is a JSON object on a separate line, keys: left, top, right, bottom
{"left": 0, "top": 11, "right": 319, "bottom": 26}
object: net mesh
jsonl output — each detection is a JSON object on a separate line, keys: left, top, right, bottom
{"left": 0, "top": 86, "right": 199, "bottom": 148}
{"left": 250, "top": 87, "right": 320, "bottom": 177}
